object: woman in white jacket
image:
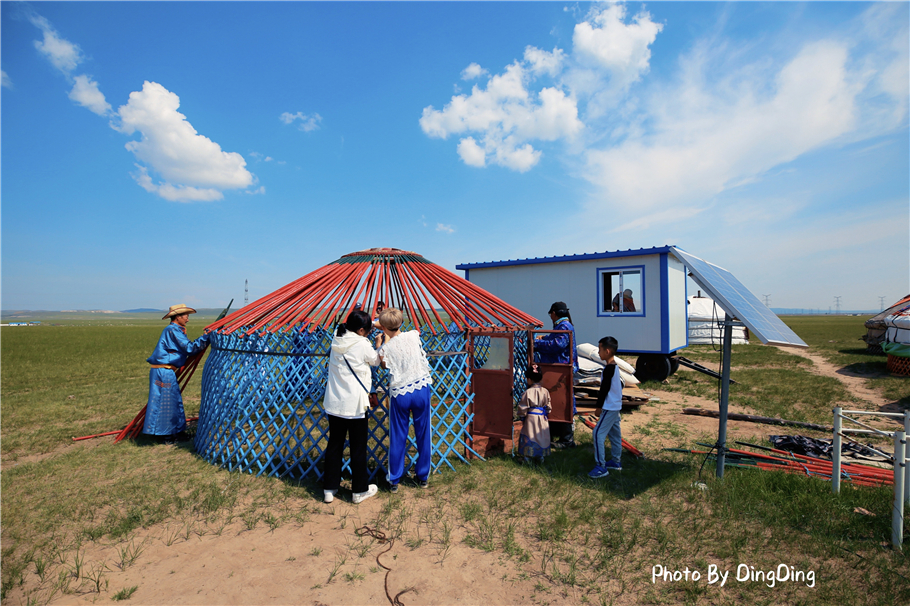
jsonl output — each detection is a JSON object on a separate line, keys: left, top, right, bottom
{"left": 322, "top": 310, "right": 382, "bottom": 504}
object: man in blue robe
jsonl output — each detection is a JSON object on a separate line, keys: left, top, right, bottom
{"left": 534, "top": 301, "right": 579, "bottom": 449}
{"left": 144, "top": 304, "right": 210, "bottom": 443}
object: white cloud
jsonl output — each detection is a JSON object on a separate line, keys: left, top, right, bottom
{"left": 572, "top": 4, "right": 662, "bottom": 84}
{"left": 436, "top": 223, "right": 455, "bottom": 234}
{"left": 584, "top": 40, "right": 860, "bottom": 214}
{"left": 856, "top": 4, "right": 909, "bottom": 132}
{"left": 132, "top": 165, "right": 224, "bottom": 202}
{"left": 28, "top": 13, "right": 111, "bottom": 117}
{"left": 249, "top": 151, "right": 278, "bottom": 163}
{"left": 420, "top": 5, "right": 661, "bottom": 171}
{"left": 461, "top": 63, "right": 488, "bottom": 81}
{"left": 420, "top": 62, "right": 582, "bottom": 171}
{"left": 493, "top": 141, "right": 541, "bottom": 173}
{"left": 29, "top": 13, "right": 83, "bottom": 74}
{"left": 1, "top": 70, "right": 11, "bottom": 89}
{"left": 114, "top": 81, "right": 255, "bottom": 202}
{"left": 524, "top": 46, "right": 565, "bottom": 78}
{"left": 280, "top": 111, "right": 322, "bottom": 132}
{"left": 457, "top": 137, "right": 486, "bottom": 167}
{"left": 68, "top": 75, "right": 110, "bottom": 115}
{"left": 562, "top": 4, "right": 663, "bottom": 116}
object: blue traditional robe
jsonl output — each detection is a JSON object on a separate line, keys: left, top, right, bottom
{"left": 144, "top": 324, "right": 209, "bottom": 436}
{"left": 535, "top": 318, "right": 579, "bottom": 372}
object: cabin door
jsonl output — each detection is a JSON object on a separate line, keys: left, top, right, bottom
{"left": 529, "top": 330, "right": 574, "bottom": 424}
{"left": 467, "top": 330, "right": 514, "bottom": 440}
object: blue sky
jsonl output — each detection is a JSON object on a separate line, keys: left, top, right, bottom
{"left": 2, "top": 1, "right": 907, "bottom": 312}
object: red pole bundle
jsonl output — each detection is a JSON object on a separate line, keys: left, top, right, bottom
{"left": 673, "top": 444, "right": 893, "bottom": 487}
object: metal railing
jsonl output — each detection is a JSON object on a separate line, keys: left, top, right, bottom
{"left": 832, "top": 407, "right": 909, "bottom": 549}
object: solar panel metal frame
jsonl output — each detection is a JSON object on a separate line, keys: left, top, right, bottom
{"left": 670, "top": 247, "right": 807, "bottom": 348}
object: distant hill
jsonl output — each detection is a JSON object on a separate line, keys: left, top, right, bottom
{"left": 122, "top": 308, "right": 164, "bottom": 313}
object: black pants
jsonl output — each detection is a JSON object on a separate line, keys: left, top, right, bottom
{"left": 550, "top": 420, "right": 575, "bottom": 444}
{"left": 324, "top": 414, "right": 369, "bottom": 494}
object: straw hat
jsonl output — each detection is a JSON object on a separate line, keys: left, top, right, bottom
{"left": 163, "top": 304, "right": 197, "bottom": 320}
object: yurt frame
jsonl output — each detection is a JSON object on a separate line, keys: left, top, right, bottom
{"left": 195, "top": 249, "right": 542, "bottom": 482}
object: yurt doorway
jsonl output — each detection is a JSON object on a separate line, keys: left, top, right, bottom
{"left": 467, "top": 330, "right": 514, "bottom": 440}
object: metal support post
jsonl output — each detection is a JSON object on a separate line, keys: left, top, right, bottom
{"left": 893, "top": 431, "right": 906, "bottom": 551}
{"left": 832, "top": 407, "right": 842, "bottom": 494}
{"left": 716, "top": 315, "right": 733, "bottom": 479}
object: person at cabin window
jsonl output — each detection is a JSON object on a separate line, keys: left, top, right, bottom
{"left": 611, "top": 289, "right": 636, "bottom": 312}
{"left": 534, "top": 301, "right": 579, "bottom": 449}
{"left": 144, "top": 304, "right": 210, "bottom": 444}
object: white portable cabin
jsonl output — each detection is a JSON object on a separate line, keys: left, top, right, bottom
{"left": 456, "top": 246, "right": 689, "bottom": 356}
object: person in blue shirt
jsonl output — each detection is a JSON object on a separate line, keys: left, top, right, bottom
{"left": 144, "top": 304, "right": 210, "bottom": 443}
{"left": 534, "top": 301, "right": 579, "bottom": 449}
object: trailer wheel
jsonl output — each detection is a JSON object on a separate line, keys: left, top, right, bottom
{"left": 635, "top": 354, "right": 672, "bottom": 382}
{"left": 669, "top": 356, "right": 680, "bottom": 376}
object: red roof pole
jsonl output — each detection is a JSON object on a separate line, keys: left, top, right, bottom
{"left": 390, "top": 261, "right": 422, "bottom": 331}
{"left": 406, "top": 261, "right": 468, "bottom": 330}
{"left": 401, "top": 262, "right": 447, "bottom": 329}
{"left": 394, "top": 261, "right": 433, "bottom": 331}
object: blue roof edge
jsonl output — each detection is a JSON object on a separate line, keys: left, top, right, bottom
{"left": 455, "top": 245, "right": 677, "bottom": 270}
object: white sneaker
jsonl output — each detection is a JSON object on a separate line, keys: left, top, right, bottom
{"left": 352, "top": 484, "right": 378, "bottom": 504}
{"left": 324, "top": 489, "right": 338, "bottom": 503}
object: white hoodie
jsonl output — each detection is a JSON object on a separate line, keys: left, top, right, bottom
{"left": 323, "top": 331, "right": 380, "bottom": 418}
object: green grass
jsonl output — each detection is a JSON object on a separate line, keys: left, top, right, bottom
{"left": 641, "top": 341, "right": 852, "bottom": 423}
{"left": 1, "top": 324, "right": 209, "bottom": 456}
{"left": 639, "top": 315, "right": 910, "bottom": 422}
{"left": 783, "top": 315, "right": 910, "bottom": 409}
{"left": 2, "top": 317, "right": 908, "bottom": 605}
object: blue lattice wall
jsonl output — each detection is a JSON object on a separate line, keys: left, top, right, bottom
{"left": 195, "top": 324, "right": 525, "bottom": 482}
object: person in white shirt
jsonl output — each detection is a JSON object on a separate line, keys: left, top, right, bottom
{"left": 322, "top": 310, "right": 382, "bottom": 504}
{"left": 377, "top": 307, "right": 434, "bottom": 492}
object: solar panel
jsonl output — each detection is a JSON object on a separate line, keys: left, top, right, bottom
{"left": 671, "top": 247, "right": 807, "bottom": 348}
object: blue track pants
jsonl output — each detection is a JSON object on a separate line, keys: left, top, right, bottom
{"left": 387, "top": 384, "right": 432, "bottom": 484}
{"left": 593, "top": 409, "right": 622, "bottom": 466}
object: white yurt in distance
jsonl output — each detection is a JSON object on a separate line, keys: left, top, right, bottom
{"left": 687, "top": 293, "right": 749, "bottom": 345}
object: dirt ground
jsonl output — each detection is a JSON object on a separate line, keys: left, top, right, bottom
{"left": 9, "top": 351, "right": 902, "bottom": 606}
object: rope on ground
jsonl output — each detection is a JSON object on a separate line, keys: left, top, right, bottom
{"left": 356, "top": 525, "right": 415, "bottom": 606}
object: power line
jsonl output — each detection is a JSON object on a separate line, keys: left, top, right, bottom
{"left": 762, "top": 294, "right": 771, "bottom": 307}
{"left": 833, "top": 296, "right": 842, "bottom": 315}
{"left": 879, "top": 296, "right": 886, "bottom": 311}
{"left": 245, "top": 279, "right": 249, "bottom": 307}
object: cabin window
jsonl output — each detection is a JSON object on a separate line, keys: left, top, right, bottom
{"left": 597, "top": 266, "right": 644, "bottom": 316}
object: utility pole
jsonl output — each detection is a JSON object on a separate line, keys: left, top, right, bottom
{"left": 762, "top": 294, "right": 771, "bottom": 308}
{"left": 245, "top": 279, "right": 249, "bottom": 307}
{"left": 834, "top": 296, "right": 842, "bottom": 315}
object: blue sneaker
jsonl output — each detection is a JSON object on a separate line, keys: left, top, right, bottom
{"left": 588, "top": 465, "right": 609, "bottom": 479}
{"left": 604, "top": 460, "right": 622, "bottom": 471}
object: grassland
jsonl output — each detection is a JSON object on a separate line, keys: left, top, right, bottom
{"left": 1, "top": 315, "right": 908, "bottom": 605}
